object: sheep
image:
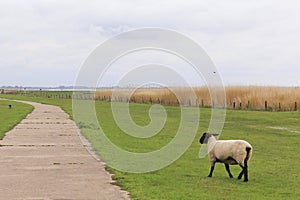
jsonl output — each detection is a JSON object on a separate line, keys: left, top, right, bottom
{"left": 199, "top": 132, "right": 252, "bottom": 182}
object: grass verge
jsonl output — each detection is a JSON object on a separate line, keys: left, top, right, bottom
{"left": 0, "top": 99, "right": 34, "bottom": 139}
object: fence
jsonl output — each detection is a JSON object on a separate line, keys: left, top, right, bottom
{"left": 2, "top": 87, "right": 300, "bottom": 112}
{"left": 231, "top": 100, "right": 298, "bottom": 111}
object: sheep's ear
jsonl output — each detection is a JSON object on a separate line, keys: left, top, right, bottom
{"left": 212, "top": 133, "right": 219, "bottom": 137}
{"left": 199, "top": 133, "right": 208, "bottom": 144}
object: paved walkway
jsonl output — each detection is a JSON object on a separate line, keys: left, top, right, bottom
{"left": 0, "top": 101, "right": 129, "bottom": 200}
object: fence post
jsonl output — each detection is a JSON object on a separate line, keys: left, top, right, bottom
{"left": 239, "top": 102, "right": 242, "bottom": 110}
{"left": 233, "top": 102, "right": 236, "bottom": 109}
{"left": 201, "top": 99, "right": 204, "bottom": 108}
{"left": 279, "top": 102, "right": 281, "bottom": 111}
{"left": 295, "top": 102, "right": 297, "bottom": 111}
{"left": 247, "top": 101, "right": 250, "bottom": 110}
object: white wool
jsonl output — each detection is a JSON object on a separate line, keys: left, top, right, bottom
{"left": 207, "top": 136, "right": 252, "bottom": 166}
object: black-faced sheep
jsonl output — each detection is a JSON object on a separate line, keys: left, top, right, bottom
{"left": 199, "top": 133, "right": 252, "bottom": 182}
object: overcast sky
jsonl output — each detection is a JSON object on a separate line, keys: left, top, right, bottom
{"left": 0, "top": 0, "right": 299, "bottom": 87}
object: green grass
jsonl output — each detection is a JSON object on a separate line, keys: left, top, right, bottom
{"left": 1, "top": 93, "right": 300, "bottom": 199}
{"left": 0, "top": 99, "right": 34, "bottom": 139}
{"left": 0, "top": 94, "right": 72, "bottom": 117}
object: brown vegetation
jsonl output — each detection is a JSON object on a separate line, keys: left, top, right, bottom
{"left": 225, "top": 86, "right": 300, "bottom": 111}
{"left": 4, "top": 86, "right": 299, "bottom": 111}
{"left": 96, "top": 86, "right": 300, "bottom": 111}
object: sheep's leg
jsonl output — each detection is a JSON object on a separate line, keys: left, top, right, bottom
{"left": 238, "top": 164, "right": 244, "bottom": 180}
{"left": 224, "top": 164, "right": 233, "bottom": 178}
{"left": 243, "top": 160, "right": 249, "bottom": 182}
{"left": 243, "top": 166, "right": 248, "bottom": 182}
{"left": 243, "top": 147, "right": 251, "bottom": 182}
{"left": 208, "top": 162, "right": 215, "bottom": 177}
{"left": 238, "top": 160, "right": 249, "bottom": 182}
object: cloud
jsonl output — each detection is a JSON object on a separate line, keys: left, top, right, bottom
{"left": 0, "top": 0, "right": 299, "bottom": 86}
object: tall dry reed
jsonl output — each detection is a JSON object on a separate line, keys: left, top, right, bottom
{"left": 95, "top": 86, "right": 300, "bottom": 111}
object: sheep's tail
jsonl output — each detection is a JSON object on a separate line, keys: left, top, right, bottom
{"left": 245, "top": 146, "right": 252, "bottom": 162}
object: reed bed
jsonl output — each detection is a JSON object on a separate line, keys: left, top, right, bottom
{"left": 95, "top": 86, "right": 300, "bottom": 111}
{"left": 4, "top": 86, "right": 300, "bottom": 111}
{"left": 226, "top": 86, "right": 300, "bottom": 111}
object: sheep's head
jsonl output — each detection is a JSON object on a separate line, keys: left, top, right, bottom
{"left": 199, "top": 133, "right": 210, "bottom": 144}
{"left": 199, "top": 133, "right": 218, "bottom": 144}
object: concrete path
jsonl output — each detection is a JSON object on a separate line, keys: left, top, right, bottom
{"left": 0, "top": 101, "right": 130, "bottom": 200}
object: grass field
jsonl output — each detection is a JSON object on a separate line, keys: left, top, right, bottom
{"left": 0, "top": 99, "right": 34, "bottom": 139}
{"left": 0, "top": 93, "right": 299, "bottom": 199}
